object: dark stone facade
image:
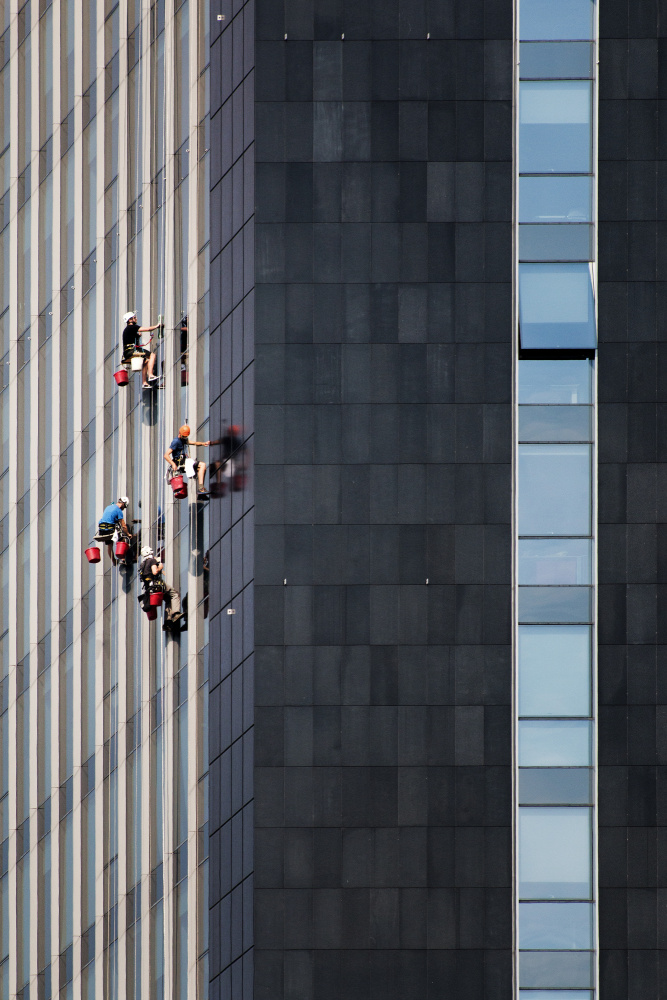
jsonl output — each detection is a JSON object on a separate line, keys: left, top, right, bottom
{"left": 250, "top": 1, "right": 514, "bottom": 997}
{"left": 597, "top": 5, "right": 667, "bottom": 997}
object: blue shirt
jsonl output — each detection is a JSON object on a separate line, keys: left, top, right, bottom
{"left": 100, "top": 503, "right": 123, "bottom": 525}
{"left": 170, "top": 437, "right": 188, "bottom": 462}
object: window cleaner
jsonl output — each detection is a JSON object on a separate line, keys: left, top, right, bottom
{"left": 120, "top": 311, "right": 163, "bottom": 388}
{"left": 164, "top": 424, "right": 212, "bottom": 500}
{"left": 138, "top": 545, "right": 184, "bottom": 632}
{"left": 210, "top": 424, "right": 246, "bottom": 496}
{"left": 93, "top": 496, "right": 131, "bottom": 564}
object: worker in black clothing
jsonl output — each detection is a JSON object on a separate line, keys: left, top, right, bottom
{"left": 164, "top": 424, "right": 211, "bottom": 498}
{"left": 122, "top": 310, "right": 161, "bottom": 388}
{"left": 138, "top": 546, "right": 184, "bottom": 631}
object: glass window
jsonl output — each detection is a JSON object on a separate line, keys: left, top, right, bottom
{"left": 519, "top": 720, "right": 592, "bottom": 766}
{"left": 519, "top": 539, "right": 592, "bottom": 584}
{"left": 519, "top": 445, "right": 591, "bottom": 535}
{"left": 520, "top": 82, "right": 592, "bottom": 173}
{"left": 519, "top": 768, "right": 592, "bottom": 804}
{"left": 519, "top": 358, "right": 592, "bottom": 404}
{"left": 519, "top": 806, "right": 592, "bottom": 898}
{"left": 519, "top": 406, "right": 591, "bottom": 442}
{"left": 520, "top": 176, "right": 592, "bottom": 224}
{"left": 520, "top": 951, "right": 594, "bottom": 989}
{"left": 520, "top": 0, "right": 595, "bottom": 40}
{"left": 519, "top": 223, "right": 593, "bottom": 262}
{"left": 520, "top": 41, "right": 594, "bottom": 78}
{"left": 520, "top": 993, "right": 592, "bottom": 1000}
{"left": 519, "top": 625, "right": 591, "bottom": 717}
{"left": 519, "top": 263, "right": 596, "bottom": 350}
{"left": 519, "top": 585, "right": 591, "bottom": 624}
{"left": 520, "top": 901, "right": 594, "bottom": 948}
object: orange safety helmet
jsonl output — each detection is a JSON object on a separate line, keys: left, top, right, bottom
{"left": 229, "top": 425, "right": 241, "bottom": 435}
{"left": 179, "top": 424, "right": 191, "bottom": 437}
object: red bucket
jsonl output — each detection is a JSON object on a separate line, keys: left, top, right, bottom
{"left": 115, "top": 540, "right": 129, "bottom": 558}
{"left": 181, "top": 369, "right": 189, "bottom": 386}
{"left": 114, "top": 369, "right": 129, "bottom": 386}
{"left": 85, "top": 546, "right": 101, "bottom": 563}
{"left": 232, "top": 473, "right": 246, "bottom": 492}
{"left": 174, "top": 486, "right": 188, "bottom": 499}
{"left": 149, "top": 592, "right": 164, "bottom": 606}
{"left": 171, "top": 475, "right": 187, "bottom": 499}
{"left": 146, "top": 608, "right": 158, "bottom": 621}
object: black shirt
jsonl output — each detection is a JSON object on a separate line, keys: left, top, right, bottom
{"left": 122, "top": 322, "right": 141, "bottom": 355}
{"left": 140, "top": 556, "right": 160, "bottom": 583}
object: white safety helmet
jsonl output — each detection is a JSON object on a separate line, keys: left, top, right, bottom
{"left": 140, "top": 545, "right": 153, "bottom": 558}
{"left": 123, "top": 311, "right": 136, "bottom": 324}
{"left": 117, "top": 495, "right": 129, "bottom": 508}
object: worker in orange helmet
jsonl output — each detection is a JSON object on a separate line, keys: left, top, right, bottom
{"left": 164, "top": 424, "right": 212, "bottom": 498}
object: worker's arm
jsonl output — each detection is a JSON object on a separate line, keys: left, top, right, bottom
{"left": 164, "top": 447, "right": 177, "bottom": 470}
{"left": 138, "top": 323, "right": 161, "bottom": 333}
{"left": 151, "top": 563, "right": 163, "bottom": 576}
{"left": 189, "top": 439, "right": 211, "bottom": 447}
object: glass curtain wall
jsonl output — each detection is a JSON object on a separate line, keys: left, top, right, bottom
{"left": 0, "top": 1, "right": 209, "bottom": 998}
{"left": 515, "top": 2, "right": 598, "bottom": 998}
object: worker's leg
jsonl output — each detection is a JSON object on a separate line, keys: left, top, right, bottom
{"left": 198, "top": 461, "right": 207, "bottom": 487}
{"left": 107, "top": 542, "right": 116, "bottom": 564}
{"left": 164, "top": 586, "right": 181, "bottom": 616}
{"left": 147, "top": 352, "right": 156, "bottom": 378}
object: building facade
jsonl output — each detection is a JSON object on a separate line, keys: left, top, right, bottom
{"left": 0, "top": 0, "right": 211, "bottom": 998}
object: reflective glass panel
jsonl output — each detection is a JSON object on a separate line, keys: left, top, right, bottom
{"left": 520, "top": 993, "right": 591, "bottom": 1000}
{"left": 519, "top": 223, "right": 593, "bottom": 261}
{"left": 519, "top": 951, "right": 594, "bottom": 988}
{"left": 519, "top": 539, "right": 592, "bottom": 584}
{"left": 519, "top": 768, "right": 592, "bottom": 804}
{"left": 519, "top": 445, "right": 591, "bottom": 535}
{"left": 519, "top": 625, "right": 591, "bottom": 717}
{"left": 519, "top": 264, "right": 596, "bottom": 350}
{"left": 520, "top": 41, "right": 594, "bottom": 78}
{"left": 519, "top": 406, "right": 591, "bottom": 442}
{"left": 519, "top": 806, "right": 592, "bottom": 898}
{"left": 519, "top": 586, "right": 592, "bottom": 623}
{"left": 520, "top": 176, "right": 592, "bottom": 223}
{"left": 520, "top": 0, "right": 595, "bottom": 40}
{"left": 519, "top": 720, "right": 592, "bottom": 765}
{"left": 520, "top": 82, "right": 592, "bottom": 173}
{"left": 520, "top": 901, "right": 594, "bottom": 948}
{"left": 519, "top": 358, "right": 592, "bottom": 403}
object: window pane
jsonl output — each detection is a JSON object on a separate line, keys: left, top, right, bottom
{"left": 519, "top": 768, "right": 592, "bottom": 804}
{"left": 520, "top": 993, "right": 592, "bottom": 1000}
{"left": 519, "top": 358, "right": 592, "bottom": 404}
{"left": 519, "top": 406, "right": 591, "bottom": 442}
{"left": 519, "top": 539, "right": 592, "bottom": 584}
{"left": 520, "top": 176, "right": 592, "bottom": 223}
{"left": 520, "top": 0, "right": 595, "bottom": 40}
{"left": 519, "top": 720, "right": 592, "bottom": 766}
{"left": 519, "top": 806, "right": 592, "bottom": 898}
{"left": 520, "top": 901, "right": 594, "bottom": 948}
{"left": 520, "top": 82, "right": 592, "bottom": 173}
{"left": 519, "top": 264, "right": 596, "bottom": 350}
{"left": 520, "top": 41, "right": 594, "bottom": 78}
{"left": 519, "top": 445, "right": 591, "bottom": 535}
{"left": 519, "top": 625, "right": 591, "bottom": 717}
{"left": 519, "top": 223, "right": 593, "bottom": 262}
{"left": 520, "top": 951, "right": 594, "bottom": 989}
{"left": 518, "top": 586, "right": 592, "bottom": 623}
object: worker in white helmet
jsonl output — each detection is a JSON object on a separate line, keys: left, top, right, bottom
{"left": 121, "top": 310, "right": 161, "bottom": 388}
{"left": 95, "top": 496, "right": 130, "bottom": 563}
{"left": 138, "top": 545, "right": 184, "bottom": 632}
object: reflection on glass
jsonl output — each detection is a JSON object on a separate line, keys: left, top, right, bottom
{"left": 519, "top": 223, "right": 593, "bottom": 262}
{"left": 519, "top": 721, "right": 592, "bottom": 765}
{"left": 520, "top": 993, "right": 591, "bottom": 1000}
{"left": 519, "top": 445, "right": 591, "bottom": 535}
{"left": 519, "top": 405, "right": 591, "bottom": 442}
{"left": 519, "top": 806, "right": 592, "bottom": 898}
{"left": 519, "top": 625, "right": 591, "bottom": 716}
{"left": 519, "top": 358, "right": 592, "bottom": 403}
{"left": 520, "top": 82, "right": 592, "bottom": 173}
{"left": 520, "top": 176, "right": 592, "bottom": 223}
{"left": 520, "top": 41, "right": 593, "bottom": 78}
{"left": 520, "top": 901, "right": 594, "bottom": 948}
{"left": 520, "top": 0, "right": 595, "bottom": 40}
{"left": 519, "top": 767, "right": 592, "bottom": 804}
{"left": 519, "top": 586, "right": 592, "bottom": 623}
{"left": 519, "top": 264, "right": 596, "bottom": 350}
{"left": 519, "top": 538, "right": 591, "bottom": 584}
{"left": 519, "top": 951, "right": 594, "bottom": 988}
